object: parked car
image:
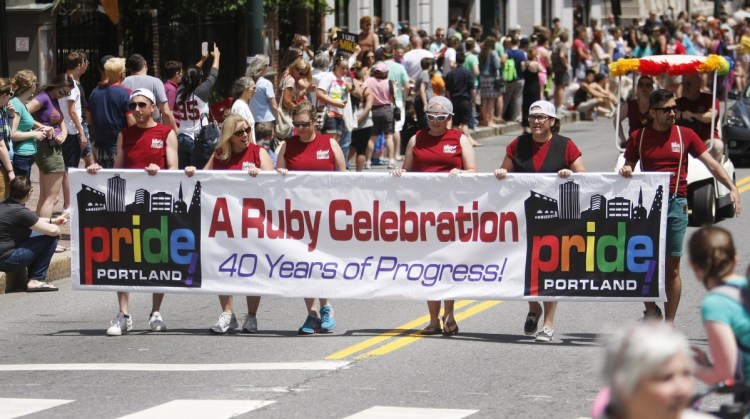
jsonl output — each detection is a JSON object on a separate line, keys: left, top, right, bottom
{"left": 723, "top": 87, "right": 750, "bottom": 166}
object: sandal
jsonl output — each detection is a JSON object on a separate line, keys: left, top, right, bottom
{"left": 442, "top": 316, "right": 459, "bottom": 336}
{"left": 55, "top": 245, "right": 68, "bottom": 253}
{"left": 419, "top": 324, "right": 442, "bottom": 335}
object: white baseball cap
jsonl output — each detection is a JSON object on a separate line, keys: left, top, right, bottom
{"left": 529, "top": 100, "right": 557, "bottom": 119}
{"left": 129, "top": 88, "right": 156, "bottom": 104}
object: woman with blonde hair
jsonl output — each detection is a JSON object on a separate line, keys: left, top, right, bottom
{"left": 280, "top": 58, "right": 313, "bottom": 117}
{"left": 185, "top": 114, "right": 274, "bottom": 334}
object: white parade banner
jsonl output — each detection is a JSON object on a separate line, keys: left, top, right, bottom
{"left": 70, "top": 169, "right": 669, "bottom": 302}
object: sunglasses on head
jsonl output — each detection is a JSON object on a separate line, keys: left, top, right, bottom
{"left": 653, "top": 105, "right": 678, "bottom": 113}
{"left": 233, "top": 127, "right": 252, "bottom": 137}
{"left": 292, "top": 121, "right": 312, "bottom": 127}
{"left": 128, "top": 101, "right": 150, "bottom": 110}
{"left": 426, "top": 113, "right": 449, "bottom": 122}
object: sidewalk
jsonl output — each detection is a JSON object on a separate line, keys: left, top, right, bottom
{"left": 0, "top": 111, "right": 579, "bottom": 293}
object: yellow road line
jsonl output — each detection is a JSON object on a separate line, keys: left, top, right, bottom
{"left": 737, "top": 176, "right": 750, "bottom": 188}
{"left": 740, "top": 183, "right": 750, "bottom": 194}
{"left": 325, "top": 300, "right": 477, "bottom": 360}
{"left": 354, "top": 301, "right": 502, "bottom": 360}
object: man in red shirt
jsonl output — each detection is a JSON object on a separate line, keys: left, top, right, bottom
{"left": 87, "top": 88, "right": 178, "bottom": 336}
{"left": 619, "top": 89, "right": 740, "bottom": 323}
{"left": 676, "top": 73, "right": 723, "bottom": 161}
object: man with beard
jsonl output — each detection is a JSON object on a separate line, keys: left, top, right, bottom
{"left": 619, "top": 89, "right": 740, "bottom": 324}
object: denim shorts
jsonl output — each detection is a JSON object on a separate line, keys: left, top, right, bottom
{"left": 322, "top": 116, "right": 345, "bottom": 135}
{"left": 12, "top": 154, "right": 35, "bottom": 178}
{"left": 666, "top": 197, "right": 689, "bottom": 257}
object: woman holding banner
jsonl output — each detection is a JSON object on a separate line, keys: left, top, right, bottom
{"left": 276, "top": 101, "right": 346, "bottom": 335}
{"left": 184, "top": 114, "right": 274, "bottom": 334}
{"left": 495, "top": 100, "right": 585, "bottom": 342}
{"left": 391, "top": 96, "right": 477, "bottom": 336}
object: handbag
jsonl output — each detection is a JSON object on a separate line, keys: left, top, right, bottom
{"left": 194, "top": 112, "right": 220, "bottom": 161}
{"left": 316, "top": 106, "right": 329, "bottom": 131}
{"left": 388, "top": 80, "right": 402, "bottom": 122}
{"left": 342, "top": 94, "right": 357, "bottom": 131}
{"left": 274, "top": 108, "right": 293, "bottom": 140}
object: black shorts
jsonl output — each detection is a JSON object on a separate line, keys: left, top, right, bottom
{"left": 452, "top": 97, "right": 472, "bottom": 126}
{"left": 62, "top": 134, "right": 82, "bottom": 168}
{"left": 351, "top": 127, "right": 372, "bottom": 156}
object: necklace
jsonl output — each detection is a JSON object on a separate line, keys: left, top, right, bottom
{"left": 533, "top": 139, "right": 551, "bottom": 149}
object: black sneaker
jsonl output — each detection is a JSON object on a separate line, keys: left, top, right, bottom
{"left": 524, "top": 311, "right": 541, "bottom": 336}
{"left": 641, "top": 306, "right": 664, "bottom": 321}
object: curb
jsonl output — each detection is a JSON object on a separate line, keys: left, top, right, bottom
{"left": 0, "top": 111, "right": 581, "bottom": 294}
{"left": 1, "top": 251, "right": 71, "bottom": 294}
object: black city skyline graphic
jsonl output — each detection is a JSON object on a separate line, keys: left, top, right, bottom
{"left": 77, "top": 175, "right": 202, "bottom": 288}
{"left": 524, "top": 179, "right": 664, "bottom": 298}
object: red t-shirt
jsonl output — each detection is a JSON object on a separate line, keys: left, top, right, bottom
{"left": 625, "top": 125, "right": 708, "bottom": 198}
{"left": 675, "top": 93, "right": 720, "bottom": 141}
{"left": 506, "top": 136, "right": 582, "bottom": 173}
{"left": 212, "top": 143, "right": 263, "bottom": 170}
{"left": 626, "top": 99, "right": 651, "bottom": 134}
{"left": 411, "top": 129, "right": 464, "bottom": 173}
{"left": 121, "top": 123, "right": 172, "bottom": 169}
{"left": 282, "top": 133, "right": 336, "bottom": 171}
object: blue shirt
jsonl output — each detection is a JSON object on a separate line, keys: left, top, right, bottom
{"left": 702, "top": 277, "right": 750, "bottom": 383}
{"left": 88, "top": 83, "right": 132, "bottom": 152}
{"left": 506, "top": 49, "right": 527, "bottom": 78}
{"left": 249, "top": 77, "right": 276, "bottom": 123}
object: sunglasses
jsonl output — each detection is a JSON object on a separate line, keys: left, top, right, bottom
{"left": 653, "top": 106, "right": 678, "bottom": 113}
{"left": 637, "top": 83, "right": 653, "bottom": 88}
{"left": 292, "top": 121, "right": 312, "bottom": 127}
{"left": 233, "top": 127, "right": 252, "bottom": 137}
{"left": 58, "top": 88, "right": 71, "bottom": 97}
{"left": 298, "top": 71, "right": 309, "bottom": 76}
{"left": 528, "top": 114, "right": 551, "bottom": 122}
{"left": 128, "top": 101, "right": 150, "bottom": 110}
{"left": 426, "top": 113, "right": 449, "bottom": 122}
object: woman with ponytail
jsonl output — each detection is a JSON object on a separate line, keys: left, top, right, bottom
{"left": 688, "top": 226, "right": 750, "bottom": 385}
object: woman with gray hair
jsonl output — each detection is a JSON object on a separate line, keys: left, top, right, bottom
{"left": 245, "top": 55, "right": 279, "bottom": 127}
{"left": 230, "top": 76, "right": 256, "bottom": 143}
{"left": 595, "top": 322, "right": 711, "bottom": 419}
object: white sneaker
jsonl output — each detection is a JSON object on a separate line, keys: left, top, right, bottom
{"left": 106, "top": 313, "right": 132, "bottom": 336}
{"left": 211, "top": 312, "right": 238, "bottom": 334}
{"left": 242, "top": 314, "right": 258, "bottom": 333}
{"left": 149, "top": 311, "right": 167, "bottom": 332}
{"left": 535, "top": 326, "right": 554, "bottom": 342}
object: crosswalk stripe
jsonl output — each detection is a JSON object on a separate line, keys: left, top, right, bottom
{"left": 343, "top": 406, "right": 478, "bottom": 419}
{"left": 0, "top": 398, "right": 75, "bottom": 419}
{"left": 0, "top": 361, "right": 350, "bottom": 372}
{"left": 117, "top": 400, "right": 275, "bottom": 419}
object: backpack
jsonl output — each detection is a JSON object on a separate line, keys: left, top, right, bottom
{"left": 503, "top": 56, "right": 517, "bottom": 82}
{"left": 709, "top": 283, "right": 750, "bottom": 383}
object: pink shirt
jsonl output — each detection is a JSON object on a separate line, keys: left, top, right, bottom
{"left": 363, "top": 77, "right": 392, "bottom": 106}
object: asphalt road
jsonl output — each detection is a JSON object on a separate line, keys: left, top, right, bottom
{"left": 2, "top": 118, "right": 750, "bottom": 419}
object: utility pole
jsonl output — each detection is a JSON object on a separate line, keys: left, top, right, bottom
{"left": 248, "top": 0, "right": 264, "bottom": 57}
